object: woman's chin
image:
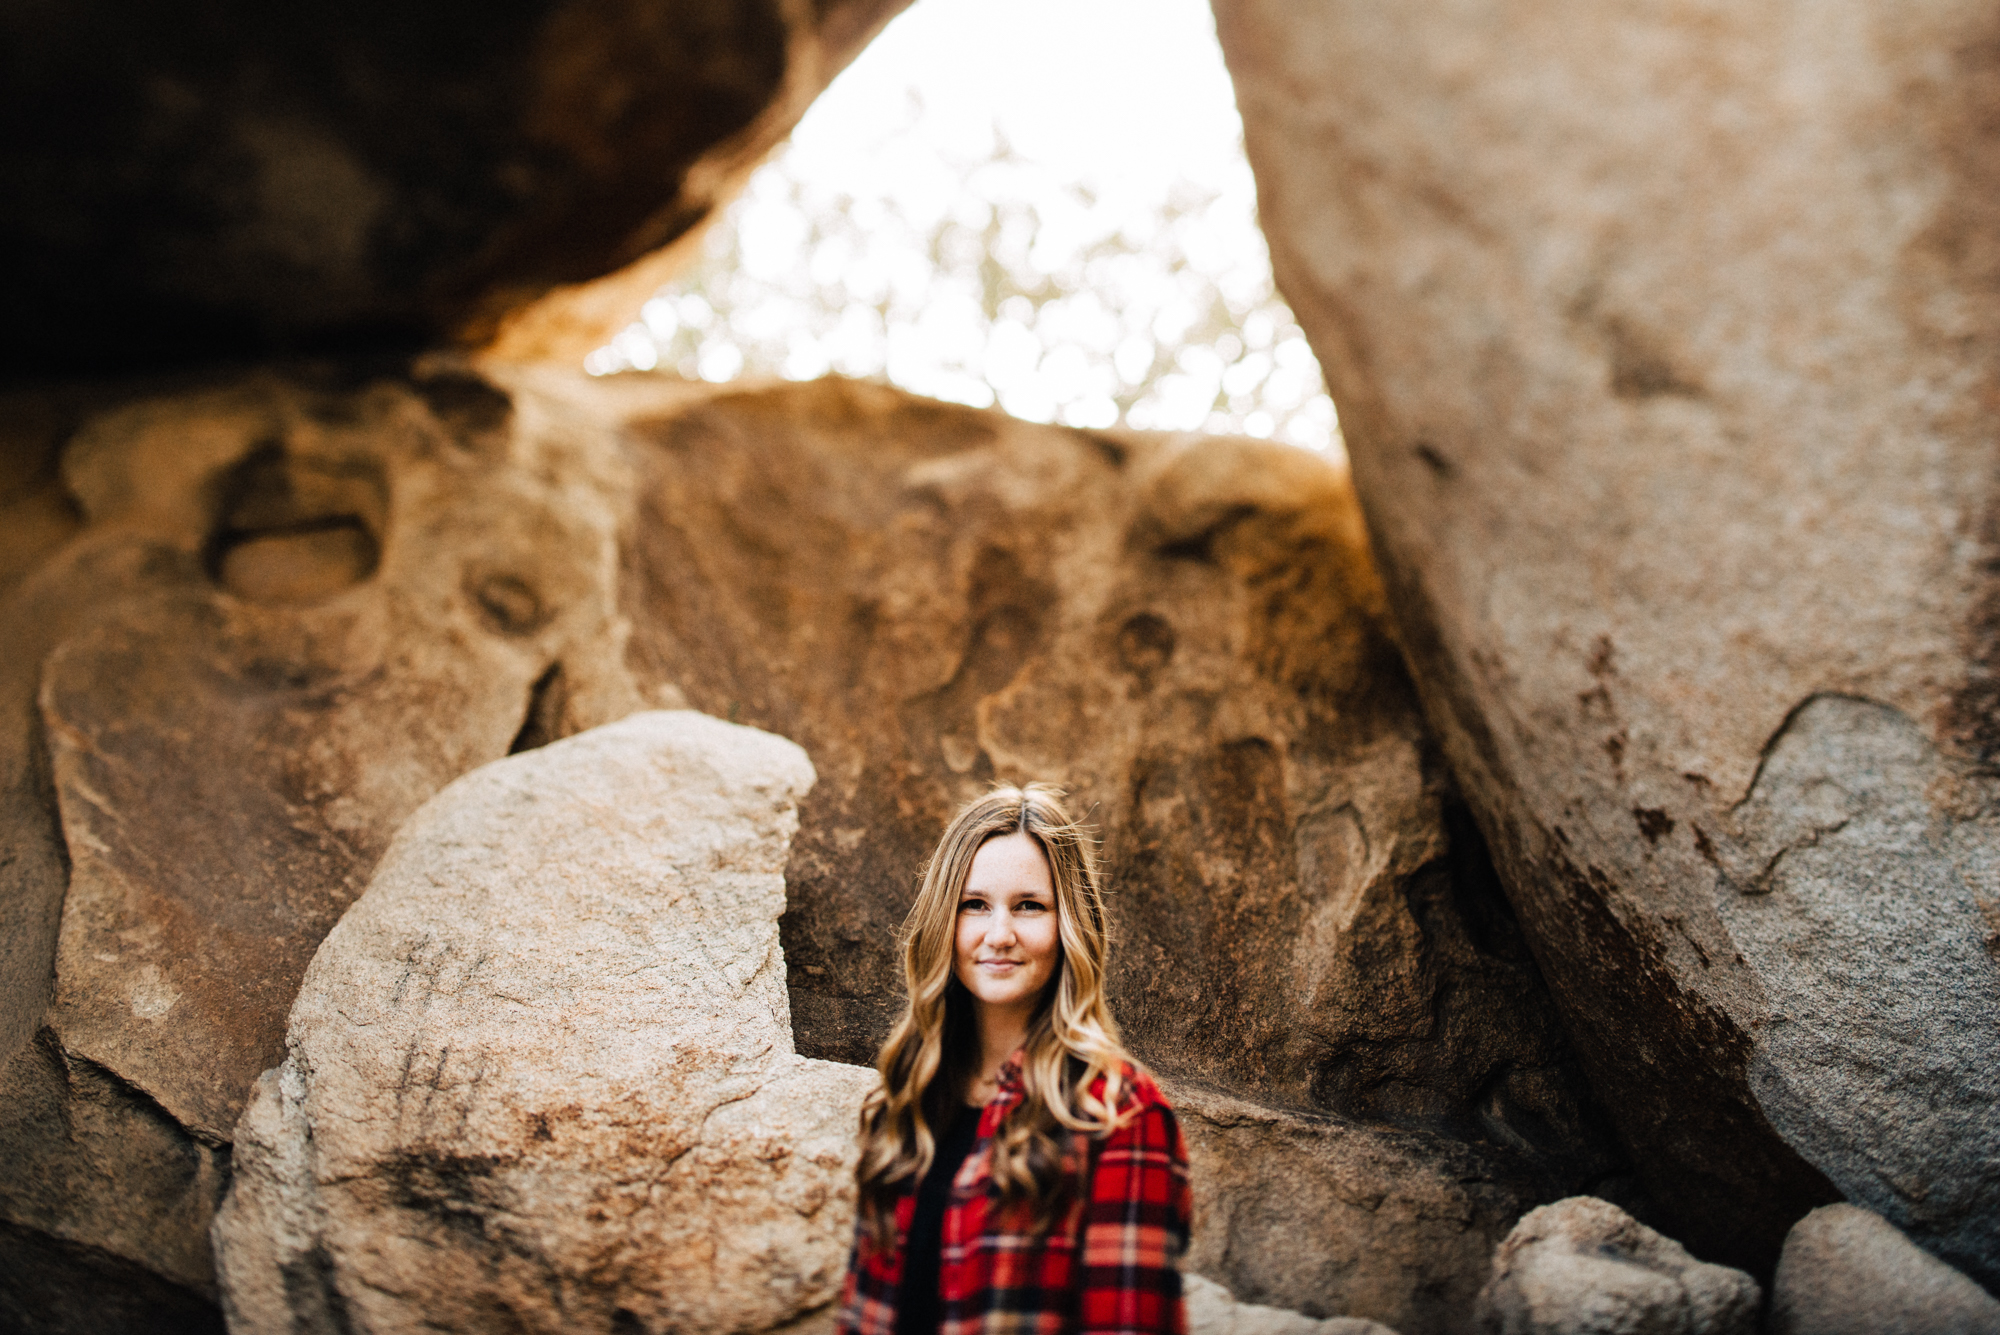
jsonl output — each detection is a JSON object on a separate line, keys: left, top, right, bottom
{"left": 964, "top": 979, "right": 1045, "bottom": 1012}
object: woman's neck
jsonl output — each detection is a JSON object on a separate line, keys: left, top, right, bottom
{"left": 965, "top": 1000, "right": 1031, "bottom": 1104}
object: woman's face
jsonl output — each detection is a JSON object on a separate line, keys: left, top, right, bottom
{"left": 954, "top": 832, "right": 1060, "bottom": 1017}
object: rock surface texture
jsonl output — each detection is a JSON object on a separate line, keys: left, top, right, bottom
{"left": 1768, "top": 1204, "right": 2000, "bottom": 1335}
{"left": 1215, "top": 0, "right": 2000, "bottom": 1279}
{"left": 1185, "top": 1274, "right": 1400, "bottom": 1335}
{"left": 1476, "top": 1198, "right": 1759, "bottom": 1335}
{"left": 610, "top": 375, "right": 1615, "bottom": 1177}
{"left": 0, "top": 0, "right": 910, "bottom": 376}
{"left": 1, "top": 368, "right": 1619, "bottom": 1331}
{"left": 1174, "top": 1082, "right": 1542, "bottom": 1335}
{"left": 213, "top": 709, "right": 872, "bottom": 1335}
{"left": 613, "top": 373, "right": 1634, "bottom": 1324}
{"left": 0, "top": 364, "right": 645, "bottom": 1327}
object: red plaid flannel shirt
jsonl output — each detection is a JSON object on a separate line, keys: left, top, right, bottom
{"left": 837, "top": 1057, "right": 1191, "bottom": 1335}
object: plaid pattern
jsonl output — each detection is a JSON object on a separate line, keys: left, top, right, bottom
{"left": 839, "top": 1058, "right": 1191, "bottom": 1335}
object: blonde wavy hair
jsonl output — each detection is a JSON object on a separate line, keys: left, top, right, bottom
{"left": 855, "top": 783, "right": 1138, "bottom": 1242}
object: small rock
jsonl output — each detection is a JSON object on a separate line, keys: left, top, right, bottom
{"left": 1769, "top": 1204, "right": 2000, "bottom": 1335}
{"left": 1476, "top": 1197, "right": 1758, "bottom": 1335}
{"left": 1185, "top": 1273, "right": 1400, "bottom": 1335}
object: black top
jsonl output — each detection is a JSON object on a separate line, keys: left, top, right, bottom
{"left": 895, "top": 1102, "right": 985, "bottom": 1335}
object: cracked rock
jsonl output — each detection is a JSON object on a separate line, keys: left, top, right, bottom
{"left": 1715, "top": 699, "right": 2000, "bottom": 1280}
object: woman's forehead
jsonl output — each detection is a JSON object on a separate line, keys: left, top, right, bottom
{"left": 963, "top": 831, "right": 1052, "bottom": 890}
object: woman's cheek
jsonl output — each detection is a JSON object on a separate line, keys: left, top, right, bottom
{"left": 1033, "top": 921, "right": 1061, "bottom": 970}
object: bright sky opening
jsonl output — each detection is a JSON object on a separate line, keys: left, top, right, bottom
{"left": 586, "top": 0, "right": 1341, "bottom": 455}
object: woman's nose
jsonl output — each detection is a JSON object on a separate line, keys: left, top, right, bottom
{"left": 987, "top": 910, "right": 1017, "bottom": 946}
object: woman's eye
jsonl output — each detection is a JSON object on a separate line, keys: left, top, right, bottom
{"left": 1017, "top": 900, "right": 1048, "bottom": 913}
{"left": 960, "top": 899, "right": 987, "bottom": 913}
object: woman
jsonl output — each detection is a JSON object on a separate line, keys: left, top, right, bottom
{"left": 838, "top": 784, "right": 1191, "bottom": 1335}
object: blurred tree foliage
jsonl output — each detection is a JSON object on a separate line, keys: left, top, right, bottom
{"left": 590, "top": 119, "right": 1338, "bottom": 453}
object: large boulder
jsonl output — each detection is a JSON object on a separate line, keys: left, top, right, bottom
{"left": 1214, "top": 0, "right": 2000, "bottom": 1278}
{"left": 1475, "top": 1198, "right": 1759, "bottom": 1335}
{"left": 0, "top": 367, "right": 1619, "bottom": 1327}
{"left": 0, "top": 365, "right": 644, "bottom": 1326}
{"left": 213, "top": 710, "right": 870, "bottom": 1335}
{"left": 1768, "top": 1204, "right": 2000, "bottom": 1335}
{"left": 0, "top": 0, "right": 910, "bottom": 378}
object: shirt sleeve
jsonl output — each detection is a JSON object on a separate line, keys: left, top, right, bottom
{"left": 1075, "top": 1101, "right": 1193, "bottom": 1335}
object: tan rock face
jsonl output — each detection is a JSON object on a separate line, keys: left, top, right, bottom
{"left": 213, "top": 711, "right": 871, "bottom": 1335}
{"left": 0, "top": 0, "right": 910, "bottom": 378}
{"left": 2, "top": 368, "right": 1616, "bottom": 1328}
{"left": 612, "top": 377, "right": 1611, "bottom": 1172}
{"left": 1215, "top": 0, "right": 2000, "bottom": 1278}
{"left": 1476, "top": 1198, "right": 1760, "bottom": 1335}
{"left": 40, "top": 369, "right": 637, "bottom": 1140}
